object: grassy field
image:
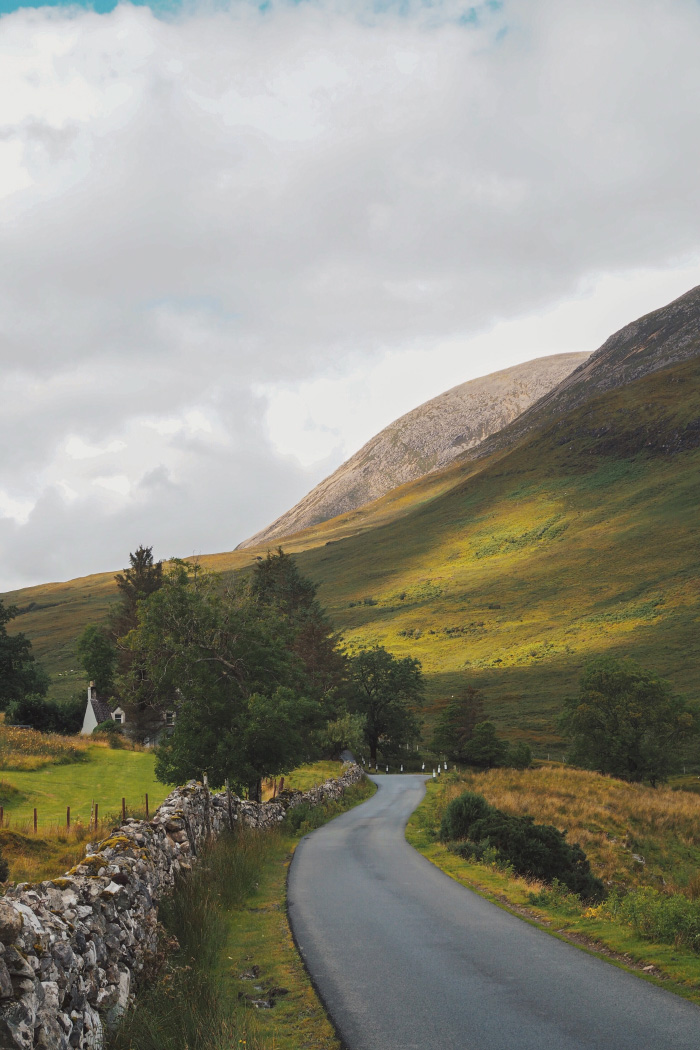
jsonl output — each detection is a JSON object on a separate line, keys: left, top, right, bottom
{"left": 0, "top": 724, "right": 169, "bottom": 882}
{"left": 4, "top": 356, "right": 700, "bottom": 752}
{"left": 408, "top": 767, "right": 700, "bottom": 999}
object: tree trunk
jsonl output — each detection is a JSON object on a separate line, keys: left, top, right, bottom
{"left": 249, "top": 778, "right": 262, "bottom": 803}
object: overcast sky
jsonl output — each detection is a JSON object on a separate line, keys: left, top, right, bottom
{"left": 1, "top": 0, "right": 699, "bottom": 592}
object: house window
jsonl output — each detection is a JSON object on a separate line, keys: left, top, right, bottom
{"left": 114, "top": 713, "right": 122, "bottom": 725}
{"left": 165, "top": 711, "right": 175, "bottom": 727}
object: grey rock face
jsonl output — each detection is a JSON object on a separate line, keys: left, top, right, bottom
{"left": 469, "top": 282, "right": 700, "bottom": 461}
{"left": 238, "top": 353, "right": 589, "bottom": 548}
{"left": 0, "top": 765, "right": 363, "bottom": 1049}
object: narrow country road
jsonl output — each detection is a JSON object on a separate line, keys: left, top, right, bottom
{"left": 287, "top": 774, "right": 700, "bottom": 1050}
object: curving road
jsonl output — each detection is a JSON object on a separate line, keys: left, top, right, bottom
{"left": 287, "top": 774, "right": 700, "bottom": 1050}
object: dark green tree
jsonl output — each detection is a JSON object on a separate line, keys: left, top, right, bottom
{"left": 432, "top": 687, "right": 485, "bottom": 761}
{"left": 110, "top": 545, "right": 163, "bottom": 641}
{"left": 124, "top": 560, "right": 324, "bottom": 799}
{"left": 5, "top": 694, "right": 84, "bottom": 734}
{"left": 249, "top": 549, "right": 346, "bottom": 704}
{"left": 346, "top": 646, "right": 423, "bottom": 764}
{"left": 462, "top": 721, "right": 507, "bottom": 769}
{"left": 0, "top": 599, "right": 49, "bottom": 709}
{"left": 76, "top": 625, "right": 116, "bottom": 693}
{"left": 561, "top": 657, "right": 697, "bottom": 787}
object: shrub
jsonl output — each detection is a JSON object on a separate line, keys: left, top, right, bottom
{"left": 607, "top": 888, "right": 700, "bottom": 952}
{"left": 441, "top": 790, "right": 604, "bottom": 901}
{"left": 505, "top": 741, "right": 532, "bottom": 769}
{"left": 439, "top": 791, "right": 494, "bottom": 842}
{"left": 5, "top": 695, "right": 84, "bottom": 735}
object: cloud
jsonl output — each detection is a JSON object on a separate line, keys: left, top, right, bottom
{"left": 1, "top": 0, "right": 700, "bottom": 588}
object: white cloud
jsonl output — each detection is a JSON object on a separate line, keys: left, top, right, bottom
{"left": 0, "top": 0, "right": 699, "bottom": 589}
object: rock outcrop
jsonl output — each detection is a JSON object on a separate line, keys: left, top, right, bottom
{"left": 467, "top": 283, "right": 700, "bottom": 461}
{"left": 0, "top": 764, "right": 363, "bottom": 1050}
{"left": 238, "top": 352, "right": 589, "bottom": 548}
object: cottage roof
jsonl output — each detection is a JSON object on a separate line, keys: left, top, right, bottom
{"left": 90, "top": 695, "right": 113, "bottom": 725}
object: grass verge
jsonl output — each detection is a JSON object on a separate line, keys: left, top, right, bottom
{"left": 407, "top": 773, "right": 700, "bottom": 1003}
{"left": 110, "top": 772, "right": 376, "bottom": 1050}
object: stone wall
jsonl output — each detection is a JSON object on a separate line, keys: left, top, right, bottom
{"left": 0, "top": 763, "right": 363, "bottom": 1050}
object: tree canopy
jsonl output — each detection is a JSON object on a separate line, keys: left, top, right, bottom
{"left": 561, "top": 657, "right": 698, "bottom": 786}
{"left": 346, "top": 645, "right": 423, "bottom": 764}
{"left": 77, "top": 624, "right": 117, "bottom": 694}
{"left": 432, "top": 687, "right": 485, "bottom": 761}
{"left": 123, "top": 559, "right": 329, "bottom": 798}
{"left": 0, "top": 599, "right": 48, "bottom": 708}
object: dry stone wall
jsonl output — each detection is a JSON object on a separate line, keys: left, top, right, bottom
{"left": 0, "top": 763, "right": 363, "bottom": 1050}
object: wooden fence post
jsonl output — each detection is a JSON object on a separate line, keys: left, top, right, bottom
{"left": 94, "top": 803, "right": 98, "bottom": 831}
{"left": 33, "top": 808, "right": 37, "bottom": 834}
{"left": 145, "top": 794, "right": 149, "bottom": 818}
{"left": 66, "top": 806, "right": 70, "bottom": 831}
{"left": 0, "top": 806, "right": 4, "bottom": 827}
{"left": 122, "top": 797, "right": 126, "bottom": 823}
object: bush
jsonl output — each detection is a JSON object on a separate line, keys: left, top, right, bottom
{"left": 439, "top": 791, "right": 494, "bottom": 841}
{"left": 441, "top": 790, "right": 604, "bottom": 901}
{"left": 607, "top": 888, "right": 700, "bottom": 952}
{"left": 505, "top": 741, "right": 532, "bottom": 769}
{"left": 5, "top": 695, "right": 84, "bottom": 735}
{"left": 94, "top": 720, "right": 127, "bottom": 749}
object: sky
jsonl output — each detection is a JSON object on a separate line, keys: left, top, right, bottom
{"left": 1, "top": 0, "right": 700, "bottom": 592}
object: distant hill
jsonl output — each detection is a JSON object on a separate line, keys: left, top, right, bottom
{"left": 239, "top": 353, "right": 589, "bottom": 549}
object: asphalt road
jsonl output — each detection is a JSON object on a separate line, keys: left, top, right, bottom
{"left": 287, "top": 774, "right": 700, "bottom": 1050}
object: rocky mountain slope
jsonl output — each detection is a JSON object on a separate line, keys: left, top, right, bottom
{"left": 468, "top": 282, "right": 700, "bottom": 461}
{"left": 239, "top": 352, "right": 589, "bottom": 549}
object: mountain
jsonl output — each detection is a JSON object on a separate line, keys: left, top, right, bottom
{"left": 239, "top": 353, "right": 589, "bottom": 549}
{"left": 467, "top": 282, "right": 700, "bottom": 461}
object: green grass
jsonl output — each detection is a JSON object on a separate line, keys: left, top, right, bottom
{"left": 110, "top": 773, "right": 376, "bottom": 1050}
{"left": 0, "top": 745, "right": 168, "bottom": 829}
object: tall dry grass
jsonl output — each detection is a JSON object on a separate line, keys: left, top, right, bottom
{"left": 440, "top": 766, "right": 700, "bottom": 894}
{"left": 0, "top": 724, "right": 90, "bottom": 770}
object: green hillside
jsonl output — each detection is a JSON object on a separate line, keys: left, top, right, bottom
{"left": 292, "top": 355, "right": 700, "bottom": 749}
{"left": 3, "top": 357, "right": 699, "bottom": 754}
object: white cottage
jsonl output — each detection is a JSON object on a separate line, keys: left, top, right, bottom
{"left": 80, "top": 682, "right": 121, "bottom": 735}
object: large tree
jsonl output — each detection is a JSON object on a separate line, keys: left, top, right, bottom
{"left": 76, "top": 624, "right": 117, "bottom": 694}
{"left": 0, "top": 599, "right": 48, "bottom": 708}
{"left": 561, "top": 657, "right": 698, "bottom": 787}
{"left": 249, "top": 548, "right": 346, "bottom": 704}
{"left": 110, "top": 545, "right": 163, "bottom": 641}
{"left": 124, "top": 560, "right": 325, "bottom": 798}
{"left": 432, "top": 687, "right": 485, "bottom": 761}
{"left": 346, "top": 645, "right": 423, "bottom": 764}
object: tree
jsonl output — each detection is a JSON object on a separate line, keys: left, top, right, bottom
{"left": 76, "top": 625, "right": 116, "bottom": 693}
{"left": 560, "top": 657, "right": 698, "bottom": 787}
{"left": 462, "top": 721, "right": 508, "bottom": 769}
{"left": 249, "top": 549, "right": 345, "bottom": 704}
{"left": 110, "top": 545, "right": 163, "bottom": 641}
{"left": 432, "top": 687, "right": 485, "bottom": 761}
{"left": 0, "top": 599, "right": 49, "bottom": 709}
{"left": 319, "top": 711, "right": 367, "bottom": 759}
{"left": 346, "top": 646, "right": 423, "bottom": 764}
{"left": 124, "top": 560, "right": 325, "bottom": 799}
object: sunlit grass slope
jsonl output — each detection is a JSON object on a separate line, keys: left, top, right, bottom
{"left": 3, "top": 357, "right": 699, "bottom": 750}
{"left": 290, "top": 356, "right": 700, "bottom": 748}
